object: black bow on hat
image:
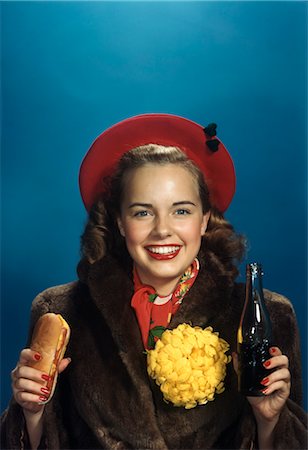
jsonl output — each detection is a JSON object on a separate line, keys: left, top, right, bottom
{"left": 203, "top": 123, "right": 220, "bottom": 152}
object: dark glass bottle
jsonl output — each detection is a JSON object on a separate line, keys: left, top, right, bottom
{"left": 237, "top": 262, "right": 273, "bottom": 396}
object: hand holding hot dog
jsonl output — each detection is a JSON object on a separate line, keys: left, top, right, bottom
{"left": 11, "top": 314, "right": 71, "bottom": 414}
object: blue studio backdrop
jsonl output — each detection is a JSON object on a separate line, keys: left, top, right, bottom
{"left": 1, "top": 1, "right": 307, "bottom": 412}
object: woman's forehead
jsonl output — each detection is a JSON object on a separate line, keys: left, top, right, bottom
{"left": 122, "top": 164, "right": 200, "bottom": 200}
{"left": 124, "top": 163, "right": 197, "bottom": 184}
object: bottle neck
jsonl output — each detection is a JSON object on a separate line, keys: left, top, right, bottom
{"left": 241, "top": 263, "right": 272, "bottom": 342}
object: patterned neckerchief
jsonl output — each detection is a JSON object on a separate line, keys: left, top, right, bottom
{"left": 131, "top": 258, "right": 199, "bottom": 349}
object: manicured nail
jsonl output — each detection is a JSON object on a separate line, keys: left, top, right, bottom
{"left": 261, "top": 377, "right": 269, "bottom": 386}
{"left": 34, "top": 353, "right": 41, "bottom": 361}
{"left": 270, "top": 347, "right": 276, "bottom": 354}
{"left": 39, "top": 395, "right": 47, "bottom": 402}
{"left": 263, "top": 360, "right": 271, "bottom": 368}
{"left": 262, "top": 388, "right": 268, "bottom": 395}
{"left": 41, "top": 374, "right": 50, "bottom": 381}
{"left": 40, "top": 387, "right": 50, "bottom": 395}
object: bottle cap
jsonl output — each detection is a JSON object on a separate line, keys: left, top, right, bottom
{"left": 247, "top": 262, "right": 264, "bottom": 277}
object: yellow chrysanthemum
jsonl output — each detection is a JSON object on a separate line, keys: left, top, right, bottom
{"left": 147, "top": 323, "right": 231, "bottom": 409}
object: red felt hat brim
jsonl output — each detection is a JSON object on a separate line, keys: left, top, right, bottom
{"left": 79, "top": 113, "right": 235, "bottom": 213}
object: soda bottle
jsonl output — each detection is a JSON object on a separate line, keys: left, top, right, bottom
{"left": 237, "top": 262, "right": 273, "bottom": 396}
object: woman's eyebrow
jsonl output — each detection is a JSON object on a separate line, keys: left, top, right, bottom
{"left": 128, "top": 202, "right": 152, "bottom": 209}
{"left": 173, "top": 201, "right": 197, "bottom": 206}
{"left": 128, "top": 201, "right": 197, "bottom": 208}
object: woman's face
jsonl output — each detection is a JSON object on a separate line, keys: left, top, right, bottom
{"left": 117, "top": 164, "right": 209, "bottom": 295}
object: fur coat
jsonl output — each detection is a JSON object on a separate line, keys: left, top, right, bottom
{"left": 1, "top": 254, "right": 307, "bottom": 449}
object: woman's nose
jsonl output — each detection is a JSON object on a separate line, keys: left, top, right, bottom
{"left": 152, "top": 215, "right": 172, "bottom": 239}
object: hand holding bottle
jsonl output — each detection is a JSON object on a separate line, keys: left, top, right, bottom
{"left": 233, "top": 346, "right": 291, "bottom": 449}
{"left": 245, "top": 346, "right": 291, "bottom": 419}
{"left": 235, "top": 262, "right": 292, "bottom": 448}
{"left": 235, "top": 263, "right": 291, "bottom": 415}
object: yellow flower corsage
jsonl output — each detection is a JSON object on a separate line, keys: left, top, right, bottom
{"left": 147, "top": 323, "right": 231, "bottom": 409}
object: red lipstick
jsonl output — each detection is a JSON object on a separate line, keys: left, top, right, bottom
{"left": 145, "top": 245, "right": 181, "bottom": 260}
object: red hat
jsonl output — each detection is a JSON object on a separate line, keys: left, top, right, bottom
{"left": 79, "top": 113, "right": 235, "bottom": 213}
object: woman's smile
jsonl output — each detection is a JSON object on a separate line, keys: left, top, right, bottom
{"left": 145, "top": 244, "right": 182, "bottom": 260}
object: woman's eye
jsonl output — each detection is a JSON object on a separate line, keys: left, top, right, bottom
{"left": 175, "top": 209, "right": 190, "bottom": 215}
{"left": 134, "top": 210, "right": 150, "bottom": 217}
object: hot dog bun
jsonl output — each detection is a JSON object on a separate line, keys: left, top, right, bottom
{"left": 29, "top": 313, "right": 70, "bottom": 404}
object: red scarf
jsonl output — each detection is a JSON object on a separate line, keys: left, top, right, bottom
{"left": 131, "top": 259, "right": 199, "bottom": 349}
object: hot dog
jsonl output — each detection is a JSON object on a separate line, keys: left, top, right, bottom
{"left": 29, "top": 313, "right": 70, "bottom": 404}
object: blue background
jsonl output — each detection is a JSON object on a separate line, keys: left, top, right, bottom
{"left": 1, "top": 1, "right": 307, "bottom": 412}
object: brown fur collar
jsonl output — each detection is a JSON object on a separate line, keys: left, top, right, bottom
{"left": 77, "top": 253, "right": 243, "bottom": 346}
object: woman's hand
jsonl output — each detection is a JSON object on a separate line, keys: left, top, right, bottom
{"left": 11, "top": 349, "right": 70, "bottom": 450}
{"left": 233, "top": 346, "right": 290, "bottom": 421}
{"left": 246, "top": 346, "right": 291, "bottom": 421}
{"left": 233, "top": 347, "right": 290, "bottom": 449}
{"left": 11, "top": 348, "right": 71, "bottom": 415}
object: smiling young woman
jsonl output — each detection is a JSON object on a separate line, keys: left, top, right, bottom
{"left": 117, "top": 163, "right": 209, "bottom": 296}
{"left": 2, "top": 115, "right": 307, "bottom": 450}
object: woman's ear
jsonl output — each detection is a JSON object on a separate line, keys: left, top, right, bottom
{"left": 117, "top": 217, "right": 125, "bottom": 237}
{"left": 201, "top": 211, "right": 211, "bottom": 236}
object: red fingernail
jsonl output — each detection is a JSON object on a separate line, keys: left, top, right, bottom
{"left": 34, "top": 353, "right": 41, "bottom": 361}
{"left": 263, "top": 360, "right": 271, "bottom": 367}
{"left": 261, "top": 377, "right": 269, "bottom": 386}
{"left": 262, "top": 388, "right": 268, "bottom": 395}
{"left": 41, "top": 387, "right": 50, "bottom": 395}
{"left": 270, "top": 347, "right": 276, "bottom": 353}
{"left": 41, "top": 374, "right": 50, "bottom": 381}
{"left": 39, "top": 396, "right": 47, "bottom": 402}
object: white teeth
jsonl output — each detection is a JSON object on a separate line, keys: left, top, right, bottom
{"left": 147, "top": 246, "right": 180, "bottom": 255}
